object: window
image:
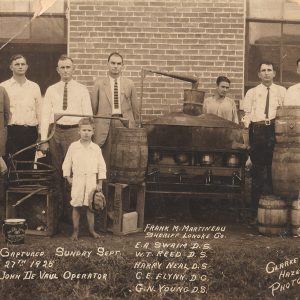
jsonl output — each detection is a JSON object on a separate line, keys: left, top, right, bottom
{"left": 245, "top": 0, "right": 300, "bottom": 90}
{"left": 0, "top": 0, "right": 68, "bottom": 94}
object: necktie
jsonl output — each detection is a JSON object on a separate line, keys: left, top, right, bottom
{"left": 63, "top": 82, "right": 68, "bottom": 110}
{"left": 264, "top": 87, "right": 270, "bottom": 119}
{"left": 114, "top": 79, "right": 119, "bottom": 109}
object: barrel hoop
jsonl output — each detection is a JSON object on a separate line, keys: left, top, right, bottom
{"left": 111, "top": 167, "right": 146, "bottom": 171}
{"left": 258, "top": 223, "right": 287, "bottom": 228}
{"left": 258, "top": 205, "right": 287, "bottom": 210}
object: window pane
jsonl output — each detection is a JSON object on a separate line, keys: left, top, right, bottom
{"left": 249, "top": 22, "right": 281, "bottom": 45}
{"left": 248, "top": 45, "right": 281, "bottom": 82}
{"left": 284, "top": 0, "right": 300, "bottom": 20}
{"left": 283, "top": 24, "right": 300, "bottom": 45}
{"left": 0, "top": 17, "right": 30, "bottom": 39}
{"left": 0, "top": 0, "right": 65, "bottom": 13}
{"left": 30, "top": 0, "right": 65, "bottom": 14}
{"left": 282, "top": 46, "right": 300, "bottom": 82}
{"left": 247, "top": 0, "right": 283, "bottom": 19}
{"left": 0, "top": 0, "right": 30, "bottom": 12}
{"left": 31, "top": 17, "right": 66, "bottom": 43}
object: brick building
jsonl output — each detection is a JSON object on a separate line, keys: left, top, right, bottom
{"left": 69, "top": 0, "right": 245, "bottom": 122}
{"left": 1, "top": 0, "right": 300, "bottom": 122}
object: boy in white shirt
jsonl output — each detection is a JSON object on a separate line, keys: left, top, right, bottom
{"left": 62, "top": 117, "right": 106, "bottom": 240}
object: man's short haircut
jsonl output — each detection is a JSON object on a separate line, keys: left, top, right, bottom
{"left": 257, "top": 61, "right": 275, "bottom": 72}
{"left": 216, "top": 76, "right": 230, "bottom": 85}
{"left": 108, "top": 52, "right": 123, "bottom": 63}
{"left": 10, "top": 54, "right": 27, "bottom": 65}
{"left": 78, "top": 117, "right": 94, "bottom": 128}
{"left": 297, "top": 58, "right": 300, "bottom": 66}
{"left": 58, "top": 54, "right": 74, "bottom": 64}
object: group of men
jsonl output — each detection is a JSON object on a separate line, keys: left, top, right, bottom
{"left": 1, "top": 53, "right": 299, "bottom": 223}
{"left": 0, "top": 52, "right": 139, "bottom": 218}
{"left": 205, "top": 60, "right": 300, "bottom": 220}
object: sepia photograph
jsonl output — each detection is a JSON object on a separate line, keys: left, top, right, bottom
{"left": 0, "top": 0, "right": 299, "bottom": 299}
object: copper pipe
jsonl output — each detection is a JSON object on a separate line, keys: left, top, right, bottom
{"left": 143, "top": 68, "right": 199, "bottom": 89}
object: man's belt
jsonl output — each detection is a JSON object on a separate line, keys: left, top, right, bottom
{"left": 9, "top": 124, "right": 37, "bottom": 128}
{"left": 56, "top": 123, "right": 79, "bottom": 129}
{"left": 111, "top": 114, "right": 123, "bottom": 118}
{"left": 252, "top": 119, "right": 275, "bottom": 126}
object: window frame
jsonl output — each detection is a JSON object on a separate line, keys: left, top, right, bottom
{"left": 245, "top": 0, "right": 300, "bottom": 90}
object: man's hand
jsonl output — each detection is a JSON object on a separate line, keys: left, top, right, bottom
{"left": 245, "top": 157, "right": 252, "bottom": 172}
{"left": 39, "top": 142, "right": 49, "bottom": 154}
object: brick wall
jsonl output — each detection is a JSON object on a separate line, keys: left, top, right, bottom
{"left": 69, "top": 0, "right": 245, "bottom": 122}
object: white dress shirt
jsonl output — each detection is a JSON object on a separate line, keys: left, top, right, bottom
{"left": 40, "top": 79, "right": 93, "bottom": 140}
{"left": 284, "top": 83, "right": 300, "bottom": 106}
{"left": 0, "top": 77, "right": 41, "bottom": 126}
{"left": 109, "top": 76, "right": 121, "bottom": 115}
{"left": 62, "top": 140, "right": 106, "bottom": 206}
{"left": 243, "top": 83, "right": 286, "bottom": 126}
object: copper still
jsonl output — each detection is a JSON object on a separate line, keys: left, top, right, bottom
{"left": 141, "top": 68, "right": 247, "bottom": 217}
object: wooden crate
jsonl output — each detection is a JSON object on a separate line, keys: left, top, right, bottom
{"left": 97, "top": 182, "right": 145, "bottom": 235}
{"left": 6, "top": 187, "right": 58, "bottom": 236}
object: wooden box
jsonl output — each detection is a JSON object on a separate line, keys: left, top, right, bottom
{"left": 6, "top": 187, "right": 58, "bottom": 236}
{"left": 97, "top": 182, "right": 145, "bottom": 235}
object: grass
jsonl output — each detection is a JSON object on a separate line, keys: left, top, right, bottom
{"left": 0, "top": 220, "right": 299, "bottom": 300}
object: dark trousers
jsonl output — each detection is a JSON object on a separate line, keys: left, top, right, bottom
{"left": 49, "top": 125, "right": 79, "bottom": 218}
{"left": 6, "top": 125, "right": 38, "bottom": 169}
{"left": 249, "top": 122, "right": 275, "bottom": 215}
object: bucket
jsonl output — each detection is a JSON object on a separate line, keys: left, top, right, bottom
{"left": 257, "top": 196, "right": 288, "bottom": 235}
{"left": 272, "top": 145, "right": 300, "bottom": 198}
{"left": 110, "top": 127, "right": 148, "bottom": 184}
{"left": 2, "top": 219, "right": 27, "bottom": 244}
{"left": 291, "top": 200, "right": 300, "bottom": 236}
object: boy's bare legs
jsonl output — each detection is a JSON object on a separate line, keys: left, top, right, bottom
{"left": 87, "top": 208, "right": 100, "bottom": 238}
{"left": 71, "top": 207, "right": 80, "bottom": 240}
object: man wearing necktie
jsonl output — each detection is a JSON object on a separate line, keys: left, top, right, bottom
{"left": 40, "top": 55, "right": 93, "bottom": 218}
{"left": 243, "top": 61, "right": 286, "bottom": 220}
{"left": 91, "top": 52, "right": 139, "bottom": 172}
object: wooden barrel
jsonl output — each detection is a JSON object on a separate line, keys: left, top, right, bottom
{"left": 291, "top": 200, "right": 300, "bottom": 236}
{"left": 275, "top": 106, "right": 300, "bottom": 144}
{"left": 257, "top": 195, "right": 288, "bottom": 235}
{"left": 272, "top": 145, "right": 300, "bottom": 198}
{"left": 110, "top": 127, "right": 148, "bottom": 184}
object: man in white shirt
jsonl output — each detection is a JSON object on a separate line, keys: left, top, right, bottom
{"left": 284, "top": 58, "right": 300, "bottom": 105}
{"left": 243, "top": 61, "right": 286, "bottom": 219}
{"left": 0, "top": 54, "right": 41, "bottom": 169}
{"left": 40, "top": 55, "right": 93, "bottom": 217}
{"left": 203, "top": 76, "right": 239, "bottom": 124}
